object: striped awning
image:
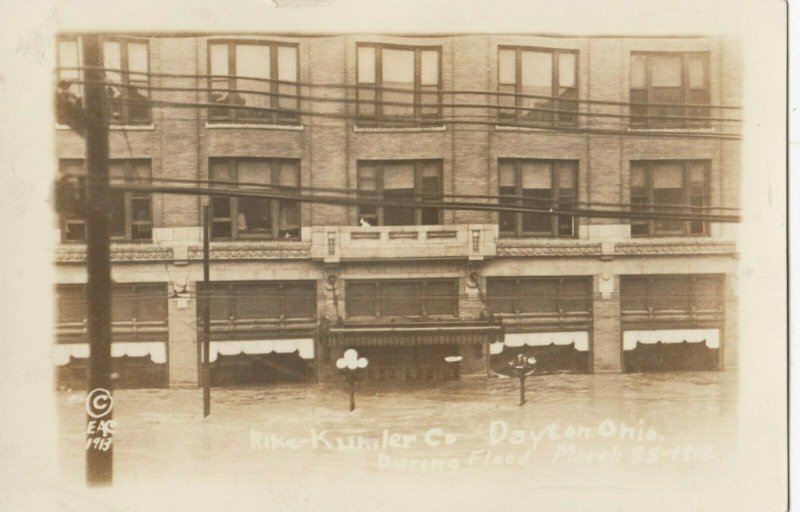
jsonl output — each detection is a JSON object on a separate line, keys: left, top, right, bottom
{"left": 53, "top": 341, "right": 167, "bottom": 366}
{"left": 501, "top": 332, "right": 590, "bottom": 352}
{"left": 622, "top": 329, "right": 720, "bottom": 351}
{"left": 209, "top": 338, "right": 314, "bottom": 361}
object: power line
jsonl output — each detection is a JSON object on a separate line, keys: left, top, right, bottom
{"left": 100, "top": 96, "right": 742, "bottom": 141}
{"left": 57, "top": 66, "right": 743, "bottom": 110}
{"left": 56, "top": 177, "right": 739, "bottom": 223}
{"left": 59, "top": 172, "right": 740, "bottom": 213}
{"left": 70, "top": 79, "right": 744, "bottom": 124}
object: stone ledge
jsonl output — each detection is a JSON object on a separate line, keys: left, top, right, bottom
{"left": 55, "top": 244, "right": 172, "bottom": 263}
{"left": 495, "top": 240, "right": 602, "bottom": 257}
{"left": 187, "top": 242, "right": 312, "bottom": 261}
{"left": 615, "top": 240, "right": 736, "bottom": 256}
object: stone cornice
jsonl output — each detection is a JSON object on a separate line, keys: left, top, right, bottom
{"left": 614, "top": 240, "right": 737, "bottom": 256}
{"left": 495, "top": 240, "right": 602, "bottom": 257}
{"left": 56, "top": 242, "right": 312, "bottom": 263}
{"left": 55, "top": 244, "right": 172, "bottom": 263}
{"left": 187, "top": 243, "right": 312, "bottom": 261}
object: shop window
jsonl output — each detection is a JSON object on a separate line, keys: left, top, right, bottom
{"left": 200, "top": 281, "right": 316, "bottom": 324}
{"left": 345, "top": 279, "right": 458, "bottom": 319}
{"left": 620, "top": 275, "right": 724, "bottom": 314}
{"left": 486, "top": 277, "right": 591, "bottom": 315}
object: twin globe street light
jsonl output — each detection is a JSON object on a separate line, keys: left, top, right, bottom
{"left": 336, "top": 349, "right": 536, "bottom": 410}
{"left": 443, "top": 353, "right": 537, "bottom": 406}
{"left": 337, "top": 348, "right": 368, "bottom": 411}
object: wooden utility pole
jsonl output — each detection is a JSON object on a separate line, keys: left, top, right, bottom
{"left": 202, "top": 205, "right": 211, "bottom": 417}
{"left": 83, "top": 34, "right": 113, "bottom": 486}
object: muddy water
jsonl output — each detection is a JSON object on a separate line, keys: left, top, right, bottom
{"left": 56, "top": 371, "right": 739, "bottom": 507}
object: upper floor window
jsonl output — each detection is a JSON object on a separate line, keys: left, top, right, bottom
{"left": 620, "top": 274, "right": 723, "bottom": 314}
{"left": 630, "top": 52, "right": 710, "bottom": 128}
{"left": 630, "top": 160, "right": 710, "bottom": 237}
{"left": 486, "top": 277, "right": 592, "bottom": 316}
{"left": 58, "top": 159, "right": 153, "bottom": 243}
{"left": 57, "top": 37, "right": 150, "bottom": 125}
{"left": 345, "top": 279, "right": 458, "bottom": 319}
{"left": 104, "top": 39, "right": 151, "bottom": 124}
{"left": 56, "top": 283, "right": 169, "bottom": 342}
{"left": 497, "top": 47, "right": 578, "bottom": 127}
{"left": 57, "top": 37, "right": 83, "bottom": 101}
{"left": 498, "top": 159, "right": 577, "bottom": 238}
{"left": 209, "top": 158, "right": 300, "bottom": 240}
{"left": 200, "top": 281, "right": 317, "bottom": 325}
{"left": 208, "top": 40, "right": 299, "bottom": 125}
{"left": 356, "top": 44, "right": 441, "bottom": 127}
{"left": 357, "top": 160, "right": 441, "bottom": 226}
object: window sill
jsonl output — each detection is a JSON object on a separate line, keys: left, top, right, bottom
{"left": 56, "top": 124, "right": 156, "bottom": 131}
{"left": 494, "top": 124, "right": 577, "bottom": 132}
{"left": 353, "top": 125, "right": 446, "bottom": 133}
{"left": 205, "top": 122, "right": 304, "bottom": 131}
{"left": 59, "top": 240, "right": 155, "bottom": 245}
{"left": 627, "top": 126, "right": 716, "bottom": 133}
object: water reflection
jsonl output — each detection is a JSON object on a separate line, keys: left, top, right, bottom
{"left": 57, "top": 371, "right": 738, "bottom": 489}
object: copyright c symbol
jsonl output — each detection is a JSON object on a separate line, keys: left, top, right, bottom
{"left": 85, "top": 388, "right": 113, "bottom": 418}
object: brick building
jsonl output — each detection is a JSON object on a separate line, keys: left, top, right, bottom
{"left": 53, "top": 33, "right": 741, "bottom": 388}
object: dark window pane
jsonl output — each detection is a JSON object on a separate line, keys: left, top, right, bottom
{"left": 425, "top": 280, "right": 457, "bottom": 316}
{"left": 382, "top": 163, "right": 415, "bottom": 225}
{"left": 283, "top": 283, "right": 316, "bottom": 319}
{"left": 111, "top": 285, "right": 136, "bottom": 322}
{"left": 651, "top": 276, "right": 691, "bottom": 311}
{"left": 620, "top": 277, "right": 649, "bottom": 311}
{"left": 346, "top": 282, "right": 377, "bottom": 317}
{"left": 487, "top": 279, "right": 516, "bottom": 314}
{"left": 57, "top": 286, "right": 86, "bottom": 323}
{"left": 420, "top": 164, "right": 440, "bottom": 225}
{"left": 693, "top": 276, "right": 723, "bottom": 311}
{"left": 136, "top": 285, "right": 167, "bottom": 322}
{"left": 560, "top": 278, "right": 591, "bottom": 313}
{"left": 109, "top": 189, "right": 126, "bottom": 238}
{"left": 64, "top": 220, "right": 86, "bottom": 242}
{"left": 652, "top": 162, "right": 686, "bottom": 234}
{"left": 212, "top": 221, "right": 232, "bottom": 239}
{"left": 381, "top": 281, "right": 423, "bottom": 317}
{"left": 131, "top": 224, "right": 152, "bottom": 240}
{"left": 211, "top": 196, "right": 230, "bottom": 217}
{"left": 206, "top": 285, "right": 232, "bottom": 321}
{"left": 237, "top": 198, "right": 272, "bottom": 236}
{"left": 235, "top": 283, "right": 282, "bottom": 320}
{"left": 517, "top": 279, "right": 558, "bottom": 314}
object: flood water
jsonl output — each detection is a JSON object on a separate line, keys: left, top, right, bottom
{"left": 54, "top": 371, "right": 741, "bottom": 511}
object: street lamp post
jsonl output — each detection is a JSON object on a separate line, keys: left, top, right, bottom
{"left": 337, "top": 349, "right": 368, "bottom": 411}
{"left": 509, "top": 354, "right": 537, "bottom": 406}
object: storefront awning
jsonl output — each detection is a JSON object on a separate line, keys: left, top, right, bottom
{"left": 326, "top": 324, "right": 501, "bottom": 347}
{"left": 501, "top": 332, "right": 590, "bottom": 352}
{"left": 623, "top": 329, "right": 720, "bottom": 351}
{"left": 209, "top": 338, "right": 314, "bottom": 361}
{"left": 53, "top": 341, "right": 167, "bottom": 366}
